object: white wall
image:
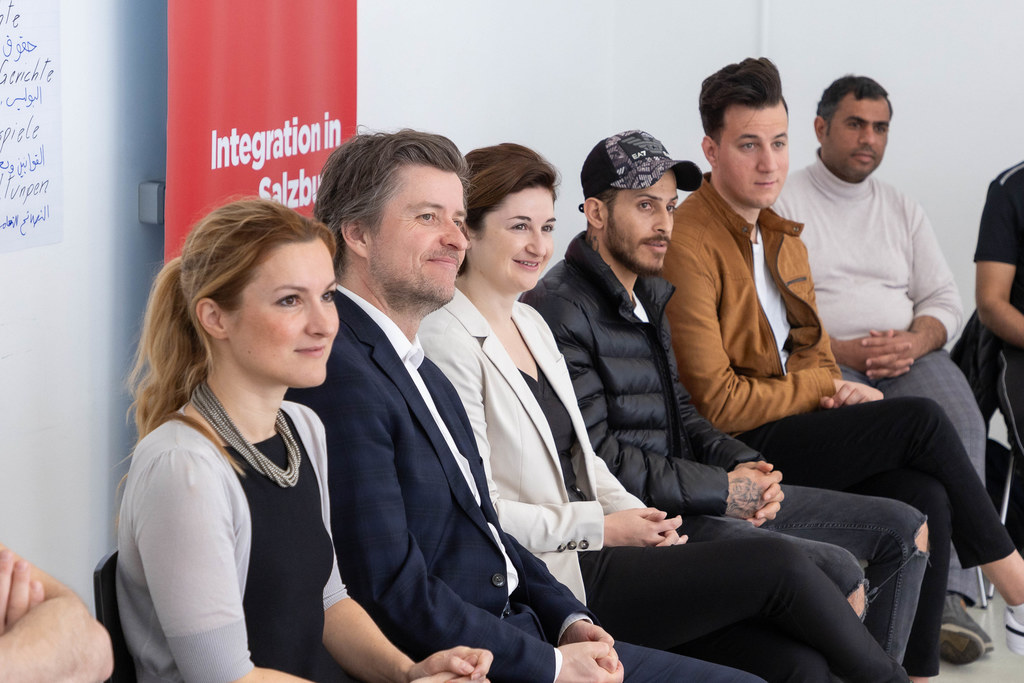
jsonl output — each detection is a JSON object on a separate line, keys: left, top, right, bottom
{"left": 0, "top": 0, "right": 165, "bottom": 599}
{"left": 361, "top": 0, "right": 1024, "bottom": 315}
{"left": 2, "top": 0, "right": 1022, "bottom": 601}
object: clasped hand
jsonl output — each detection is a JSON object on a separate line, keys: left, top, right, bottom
{"left": 832, "top": 329, "right": 921, "bottom": 379}
{"left": 603, "top": 508, "right": 686, "bottom": 548}
{"left": 556, "top": 620, "right": 623, "bottom": 683}
{"left": 726, "top": 461, "right": 784, "bottom": 526}
{"left": 409, "top": 646, "right": 494, "bottom": 682}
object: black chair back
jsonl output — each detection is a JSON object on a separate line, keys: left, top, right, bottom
{"left": 93, "top": 550, "right": 137, "bottom": 683}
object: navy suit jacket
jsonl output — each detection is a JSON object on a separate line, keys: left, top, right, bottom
{"left": 288, "top": 294, "right": 590, "bottom": 681}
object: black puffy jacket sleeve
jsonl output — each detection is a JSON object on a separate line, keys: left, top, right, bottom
{"left": 665, "top": 338, "right": 764, "bottom": 474}
{"left": 530, "top": 288, "right": 736, "bottom": 518}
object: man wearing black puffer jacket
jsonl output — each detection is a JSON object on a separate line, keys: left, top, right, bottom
{"left": 522, "top": 129, "right": 928, "bottom": 665}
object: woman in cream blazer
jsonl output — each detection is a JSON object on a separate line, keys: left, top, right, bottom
{"left": 421, "top": 287, "right": 645, "bottom": 600}
{"left": 418, "top": 142, "right": 912, "bottom": 683}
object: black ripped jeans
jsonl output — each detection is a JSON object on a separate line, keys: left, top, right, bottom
{"left": 737, "top": 396, "right": 1015, "bottom": 677}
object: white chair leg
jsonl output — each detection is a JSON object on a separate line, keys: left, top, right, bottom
{"left": 978, "top": 566, "right": 989, "bottom": 608}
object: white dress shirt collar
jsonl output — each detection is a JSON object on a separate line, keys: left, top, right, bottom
{"left": 338, "top": 285, "right": 426, "bottom": 368}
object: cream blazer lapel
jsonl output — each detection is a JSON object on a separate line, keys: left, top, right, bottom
{"left": 477, "top": 311, "right": 565, "bottom": 480}
{"left": 463, "top": 296, "right": 621, "bottom": 503}
{"left": 511, "top": 303, "right": 647, "bottom": 512}
{"left": 436, "top": 291, "right": 565, "bottom": 487}
{"left": 509, "top": 303, "right": 598, "bottom": 497}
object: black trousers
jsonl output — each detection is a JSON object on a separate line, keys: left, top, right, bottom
{"left": 737, "top": 396, "right": 1015, "bottom": 677}
{"left": 579, "top": 536, "right": 907, "bottom": 683}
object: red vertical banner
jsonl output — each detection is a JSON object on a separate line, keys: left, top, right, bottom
{"left": 165, "top": 1, "right": 357, "bottom": 258}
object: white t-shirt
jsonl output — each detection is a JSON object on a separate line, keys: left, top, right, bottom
{"left": 632, "top": 294, "right": 650, "bottom": 323}
{"left": 752, "top": 225, "right": 791, "bottom": 370}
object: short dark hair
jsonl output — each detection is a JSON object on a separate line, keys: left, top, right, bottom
{"left": 816, "top": 75, "right": 892, "bottom": 123}
{"left": 315, "top": 129, "right": 469, "bottom": 273}
{"left": 699, "top": 57, "right": 787, "bottom": 141}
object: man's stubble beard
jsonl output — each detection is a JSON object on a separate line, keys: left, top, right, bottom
{"left": 604, "top": 213, "right": 666, "bottom": 278}
{"left": 368, "top": 250, "right": 458, "bottom": 323}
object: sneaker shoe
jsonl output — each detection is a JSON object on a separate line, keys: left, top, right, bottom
{"left": 940, "top": 594, "right": 988, "bottom": 664}
{"left": 959, "top": 596, "right": 994, "bottom": 653}
{"left": 948, "top": 594, "right": 994, "bottom": 653}
{"left": 1008, "top": 603, "right": 1024, "bottom": 655}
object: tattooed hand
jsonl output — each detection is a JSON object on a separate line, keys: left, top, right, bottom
{"left": 725, "top": 461, "right": 783, "bottom": 525}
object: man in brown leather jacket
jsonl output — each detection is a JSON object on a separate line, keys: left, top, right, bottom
{"left": 663, "top": 56, "right": 1024, "bottom": 679}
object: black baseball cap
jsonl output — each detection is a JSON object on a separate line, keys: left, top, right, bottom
{"left": 579, "top": 130, "right": 702, "bottom": 212}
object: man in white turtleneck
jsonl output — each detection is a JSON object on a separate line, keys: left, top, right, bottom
{"left": 774, "top": 74, "right": 991, "bottom": 666}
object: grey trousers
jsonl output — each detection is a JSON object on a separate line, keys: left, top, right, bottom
{"left": 841, "top": 348, "right": 988, "bottom": 602}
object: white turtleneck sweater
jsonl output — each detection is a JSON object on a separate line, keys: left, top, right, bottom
{"left": 774, "top": 154, "right": 962, "bottom": 341}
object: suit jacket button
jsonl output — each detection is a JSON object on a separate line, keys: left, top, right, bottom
{"left": 579, "top": 539, "right": 590, "bottom": 550}
{"left": 567, "top": 541, "right": 577, "bottom": 550}
{"left": 556, "top": 544, "right": 566, "bottom": 552}
{"left": 491, "top": 573, "right": 506, "bottom": 587}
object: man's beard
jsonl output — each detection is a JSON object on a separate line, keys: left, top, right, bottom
{"left": 605, "top": 214, "right": 666, "bottom": 278}
{"left": 368, "top": 248, "right": 459, "bottom": 321}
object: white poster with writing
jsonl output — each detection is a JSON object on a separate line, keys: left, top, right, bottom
{"left": 0, "top": 0, "right": 60, "bottom": 253}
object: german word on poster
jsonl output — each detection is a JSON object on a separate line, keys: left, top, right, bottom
{"left": 0, "top": 0, "right": 61, "bottom": 253}
{"left": 165, "top": 0, "right": 357, "bottom": 258}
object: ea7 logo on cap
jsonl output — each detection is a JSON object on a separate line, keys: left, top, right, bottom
{"left": 617, "top": 133, "right": 669, "bottom": 161}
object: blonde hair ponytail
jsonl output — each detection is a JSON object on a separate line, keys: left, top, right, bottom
{"left": 129, "top": 256, "right": 212, "bottom": 440}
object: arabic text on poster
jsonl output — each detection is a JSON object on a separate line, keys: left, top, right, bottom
{"left": 0, "top": 0, "right": 61, "bottom": 254}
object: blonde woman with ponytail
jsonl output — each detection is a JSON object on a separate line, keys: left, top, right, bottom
{"left": 117, "top": 199, "right": 491, "bottom": 683}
